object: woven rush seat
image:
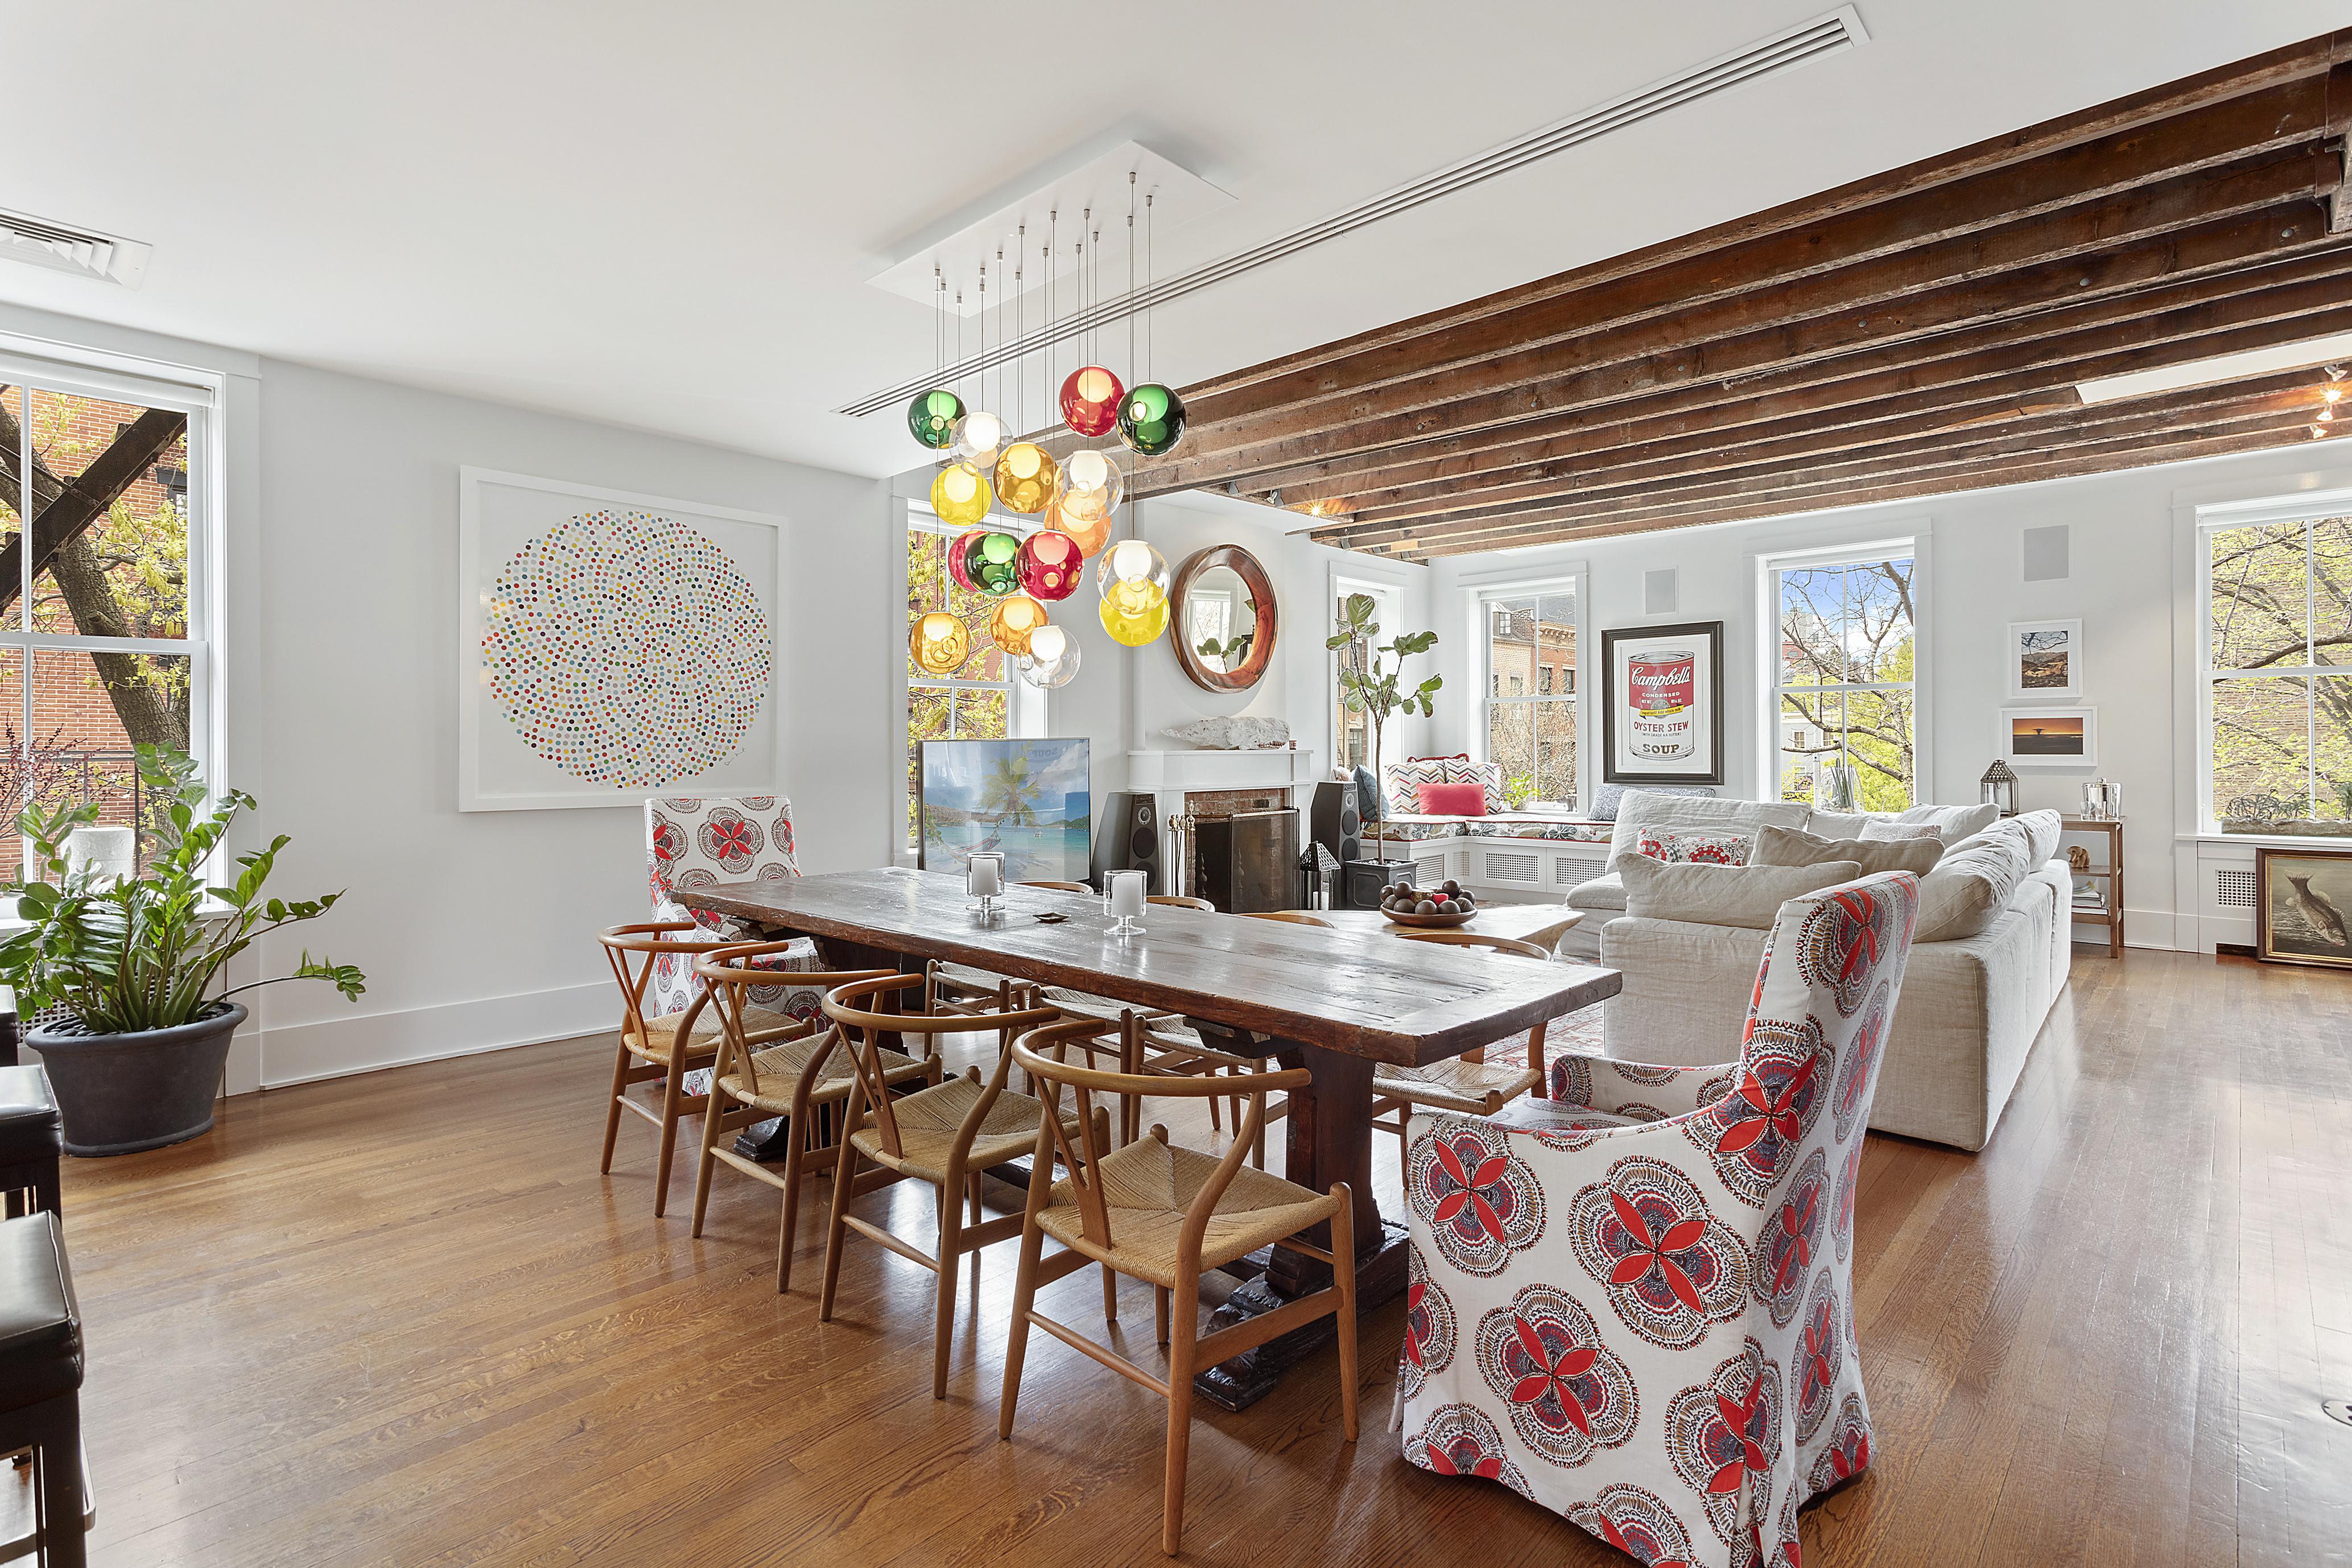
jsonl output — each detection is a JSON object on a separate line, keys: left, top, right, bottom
{"left": 1035, "top": 1136, "right": 1339, "bottom": 1289}
{"left": 634, "top": 1002, "right": 799, "bottom": 1061}
{"left": 715, "top": 1035, "right": 929, "bottom": 1117}
{"left": 1371, "top": 1054, "right": 1544, "bottom": 1116}
{"left": 848, "top": 1072, "right": 1082, "bottom": 1187}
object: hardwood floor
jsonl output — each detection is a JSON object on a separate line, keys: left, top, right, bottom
{"left": 47, "top": 950, "right": 2352, "bottom": 1566}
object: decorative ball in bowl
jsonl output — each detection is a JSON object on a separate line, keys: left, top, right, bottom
{"left": 1375, "top": 878, "right": 1478, "bottom": 928}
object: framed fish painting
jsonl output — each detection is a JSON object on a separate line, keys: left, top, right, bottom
{"left": 2254, "top": 845, "right": 2352, "bottom": 969}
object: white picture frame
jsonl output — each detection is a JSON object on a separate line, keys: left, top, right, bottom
{"left": 457, "top": 467, "right": 787, "bottom": 811}
{"left": 1999, "top": 705, "right": 2097, "bottom": 768}
{"left": 2006, "top": 617, "right": 2082, "bottom": 700}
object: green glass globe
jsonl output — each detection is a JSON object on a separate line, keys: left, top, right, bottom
{"left": 1117, "top": 383, "right": 1187, "bottom": 456}
{"left": 906, "top": 388, "right": 964, "bottom": 449}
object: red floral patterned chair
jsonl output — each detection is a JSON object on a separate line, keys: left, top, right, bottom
{"left": 1394, "top": 870, "right": 1921, "bottom": 1568}
{"left": 645, "top": 797, "right": 827, "bottom": 1101}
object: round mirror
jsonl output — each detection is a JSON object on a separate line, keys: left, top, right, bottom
{"left": 1171, "top": 546, "right": 1278, "bottom": 691}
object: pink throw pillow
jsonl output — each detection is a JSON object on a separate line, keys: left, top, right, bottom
{"left": 1416, "top": 781, "right": 1488, "bottom": 817}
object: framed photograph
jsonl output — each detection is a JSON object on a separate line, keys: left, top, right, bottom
{"left": 2006, "top": 618, "right": 2082, "bottom": 700}
{"left": 459, "top": 467, "right": 785, "bottom": 811}
{"left": 917, "top": 738, "right": 1092, "bottom": 882}
{"left": 1999, "top": 705, "right": 2097, "bottom": 768}
{"left": 2254, "top": 846, "right": 2352, "bottom": 969}
{"left": 1601, "top": 620, "right": 1725, "bottom": 785}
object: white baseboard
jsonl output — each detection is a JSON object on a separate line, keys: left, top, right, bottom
{"left": 2070, "top": 906, "right": 2190, "bottom": 952}
{"left": 257, "top": 980, "right": 611, "bottom": 1090}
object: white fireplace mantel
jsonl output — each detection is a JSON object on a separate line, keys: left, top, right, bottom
{"left": 1127, "top": 747, "right": 1322, "bottom": 793}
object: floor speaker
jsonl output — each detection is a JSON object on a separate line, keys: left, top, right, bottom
{"left": 1309, "top": 779, "right": 1361, "bottom": 870}
{"left": 1091, "top": 791, "right": 1160, "bottom": 892}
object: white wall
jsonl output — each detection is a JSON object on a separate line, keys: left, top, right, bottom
{"left": 1424, "top": 439, "right": 2352, "bottom": 951}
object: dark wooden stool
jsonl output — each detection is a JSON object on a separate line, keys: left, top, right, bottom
{"left": 0, "top": 1211, "right": 84, "bottom": 1566}
{"left": 0, "top": 1067, "right": 62, "bottom": 1222}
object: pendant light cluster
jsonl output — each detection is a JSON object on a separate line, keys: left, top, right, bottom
{"left": 905, "top": 178, "right": 1187, "bottom": 688}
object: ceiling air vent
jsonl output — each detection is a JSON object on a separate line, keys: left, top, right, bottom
{"left": 0, "top": 207, "right": 151, "bottom": 289}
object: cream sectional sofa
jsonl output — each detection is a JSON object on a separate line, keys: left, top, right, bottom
{"left": 1560, "top": 793, "right": 2068, "bottom": 1151}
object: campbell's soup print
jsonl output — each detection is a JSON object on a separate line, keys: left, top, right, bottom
{"left": 1627, "top": 649, "right": 1696, "bottom": 760}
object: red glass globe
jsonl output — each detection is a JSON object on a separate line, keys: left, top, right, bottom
{"left": 1059, "top": 364, "right": 1125, "bottom": 438}
{"left": 945, "top": 528, "right": 989, "bottom": 592}
{"left": 1018, "top": 529, "right": 1084, "bottom": 601}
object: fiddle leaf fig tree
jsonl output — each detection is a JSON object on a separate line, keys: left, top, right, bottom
{"left": 1328, "top": 592, "right": 1442, "bottom": 794}
{"left": 0, "top": 745, "right": 365, "bottom": 1034}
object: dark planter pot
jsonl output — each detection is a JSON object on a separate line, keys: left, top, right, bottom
{"left": 27, "top": 1001, "right": 247, "bottom": 1157}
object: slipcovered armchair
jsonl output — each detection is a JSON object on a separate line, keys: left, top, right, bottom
{"left": 1394, "top": 872, "right": 1920, "bottom": 1568}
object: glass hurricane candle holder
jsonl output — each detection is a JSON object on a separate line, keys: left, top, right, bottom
{"left": 967, "top": 851, "right": 1006, "bottom": 920}
{"left": 1104, "top": 868, "right": 1147, "bottom": 936}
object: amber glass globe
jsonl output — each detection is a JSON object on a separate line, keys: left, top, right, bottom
{"left": 1057, "top": 445, "right": 1125, "bottom": 522}
{"left": 906, "top": 388, "right": 963, "bottom": 449}
{"left": 952, "top": 410, "right": 1009, "bottom": 467}
{"left": 930, "top": 462, "right": 992, "bottom": 528}
{"left": 992, "top": 442, "right": 1061, "bottom": 515}
{"left": 1117, "top": 383, "right": 1187, "bottom": 456}
{"left": 987, "top": 593, "right": 1048, "bottom": 656}
{"left": 1017, "top": 529, "right": 1084, "bottom": 601}
{"left": 1049, "top": 497, "right": 1115, "bottom": 558}
{"left": 1016, "top": 623, "right": 1083, "bottom": 688}
{"left": 965, "top": 530, "right": 1022, "bottom": 595}
{"left": 910, "top": 611, "right": 969, "bottom": 675}
{"left": 1059, "top": 365, "right": 1124, "bottom": 438}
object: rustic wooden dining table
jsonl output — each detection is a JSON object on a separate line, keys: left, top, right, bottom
{"left": 675, "top": 866, "right": 1620, "bottom": 1407}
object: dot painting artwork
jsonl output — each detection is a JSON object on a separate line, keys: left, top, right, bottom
{"left": 482, "top": 509, "right": 773, "bottom": 789}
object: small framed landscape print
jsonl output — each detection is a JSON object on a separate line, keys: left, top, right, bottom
{"left": 2006, "top": 618, "right": 2082, "bottom": 700}
{"left": 1601, "top": 621, "right": 1726, "bottom": 785}
{"left": 1999, "top": 705, "right": 2097, "bottom": 768}
{"left": 2254, "top": 846, "right": 2352, "bottom": 969}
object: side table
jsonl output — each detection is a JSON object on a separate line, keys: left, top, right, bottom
{"left": 2059, "top": 816, "right": 2124, "bottom": 957}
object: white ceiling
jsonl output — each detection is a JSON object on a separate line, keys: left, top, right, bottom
{"left": 3, "top": 1, "right": 2340, "bottom": 481}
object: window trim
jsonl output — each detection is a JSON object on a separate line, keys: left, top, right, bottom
{"left": 2192, "top": 485, "right": 2352, "bottom": 834}
{"left": 1330, "top": 567, "right": 1408, "bottom": 779}
{"left": 1471, "top": 573, "right": 1584, "bottom": 814}
{"left": 1753, "top": 533, "right": 1930, "bottom": 810}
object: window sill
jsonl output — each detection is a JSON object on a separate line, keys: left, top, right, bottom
{"left": 2176, "top": 830, "right": 2352, "bottom": 849}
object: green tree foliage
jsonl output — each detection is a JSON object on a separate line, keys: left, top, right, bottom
{"left": 1777, "top": 560, "right": 1915, "bottom": 812}
{"left": 1328, "top": 593, "right": 1440, "bottom": 779}
{"left": 905, "top": 527, "right": 1008, "bottom": 841}
{"left": 2209, "top": 518, "right": 2352, "bottom": 820}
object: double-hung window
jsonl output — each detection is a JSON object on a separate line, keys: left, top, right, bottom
{"left": 1480, "top": 584, "right": 1578, "bottom": 810}
{"left": 905, "top": 504, "right": 1037, "bottom": 848}
{"left": 2201, "top": 507, "right": 2351, "bottom": 826}
{"left": 1, "top": 357, "right": 213, "bottom": 878}
{"left": 1766, "top": 546, "right": 1917, "bottom": 810}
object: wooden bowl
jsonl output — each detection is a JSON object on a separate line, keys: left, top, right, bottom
{"left": 1378, "top": 905, "right": 1479, "bottom": 929}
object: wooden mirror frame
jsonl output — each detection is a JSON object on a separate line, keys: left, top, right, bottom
{"left": 1171, "top": 546, "right": 1279, "bottom": 692}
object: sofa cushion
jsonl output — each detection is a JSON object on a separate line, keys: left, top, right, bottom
{"left": 1862, "top": 820, "right": 1941, "bottom": 842}
{"left": 1618, "top": 854, "right": 1862, "bottom": 929}
{"left": 1751, "top": 823, "right": 1945, "bottom": 878}
{"left": 1633, "top": 827, "right": 1752, "bottom": 865}
{"left": 2016, "top": 808, "right": 2064, "bottom": 865}
{"left": 1606, "top": 791, "right": 1810, "bottom": 873}
{"left": 1916, "top": 819, "right": 2035, "bottom": 941}
{"left": 1565, "top": 872, "right": 1627, "bottom": 913}
{"left": 1588, "top": 782, "right": 1715, "bottom": 823}
{"left": 1806, "top": 802, "right": 2000, "bottom": 843}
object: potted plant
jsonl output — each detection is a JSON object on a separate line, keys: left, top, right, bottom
{"left": 0, "top": 746, "right": 364, "bottom": 1156}
{"left": 1328, "top": 593, "right": 1442, "bottom": 863}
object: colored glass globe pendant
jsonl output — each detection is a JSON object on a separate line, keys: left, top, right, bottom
{"left": 1017, "top": 529, "right": 1084, "bottom": 601}
{"left": 906, "top": 388, "right": 963, "bottom": 449}
{"left": 945, "top": 527, "right": 989, "bottom": 591}
{"left": 930, "top": 461, "right": 992, "bottom": 528}
{"left": 1016, "top": 623, "right": 1082, "bottom": 689}
{"left": 992, "top": 442, "right": 1061, "bottom": 515}
{"left": 963, "top": 529, "right": 1022, "bottom": 595}
{"left": 911, "top": 611, "right": 969, "bottom": 675}
{"left": 987, "top": 594, "right": 1048, "bottom": 656}
{"left": 952, "top": 410, "right": 1009, "bottom": 467}
{"left": 1059, "top": 365, "right": 1124, "bottom": 438}
{"left": 1095, "top": 537, "right": 1171, "bottom": 646}
{"left": 1057, "top": 446, "right": 1124, "bottom": 522}
{"left": 1117, "top": 383, "right": 1186, "bottom": 456}
{"left": 1048, "top": 496, "right": 1115, "bottom": 559}
{"left": 1099, "top": 591, "right": 1170, "bottom": 647}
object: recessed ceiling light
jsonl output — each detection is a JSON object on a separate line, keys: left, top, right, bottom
{"left": 0, "top": 205, "right": 150, "bottom": 288}
{"left": 2075, "top": 331, "right": 2352, "bottom": 405}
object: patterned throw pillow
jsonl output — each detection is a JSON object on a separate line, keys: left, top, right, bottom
{"left": 1447, "top": 758, "right": 1507, "bottom": 814}
{"left": 1384, "top": 756, "right": 1456, "bottom": 816}
{"left": 1635, "top": 828, "right": 1752, "bottom": 866}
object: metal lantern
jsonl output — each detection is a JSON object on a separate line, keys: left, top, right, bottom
{"left": 906, "top": 388, "right": 964, "bottom": 449}
{"left": 1117, "top": 382, "right": 1186, "bottom": 456}
{"left": 1980, "top": 758, "right": 2018, "bottom": 817}
{"left": 910, "top": 611, "right": 969, "bottom": 675}
{"left": 1059, "top": 364, "right": 1125, "bottom": 438}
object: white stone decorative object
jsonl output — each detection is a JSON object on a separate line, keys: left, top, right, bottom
{"left": 1160, "top": 716, "right": 1290, "bottom": 750}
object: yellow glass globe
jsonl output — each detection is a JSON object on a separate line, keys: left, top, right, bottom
{"left": 1099, "top": 591, "right": 1170, "bottom": 647}
{"left": 910, "top": 610, "right": 970, "bottom": 675}
{"left": 992, "top": 442, "right": 1061, "bottom": 515}
{"left": 930, "top": 461, "right": 992, "bottom": 527}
